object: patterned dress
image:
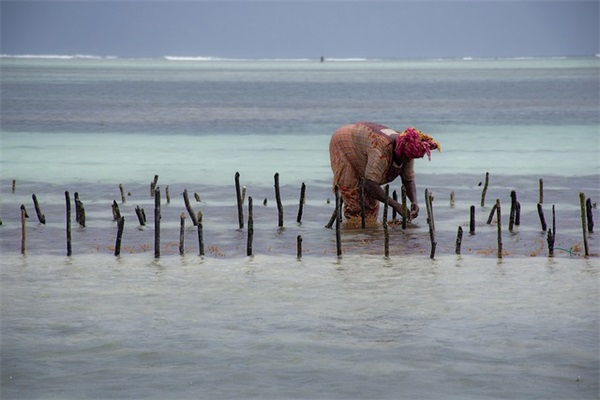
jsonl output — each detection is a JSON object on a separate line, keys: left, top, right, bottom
{"left": 329, "top": 122, "right": 414, "bottom": 219}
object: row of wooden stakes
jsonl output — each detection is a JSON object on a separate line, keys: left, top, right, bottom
{"left": 12, "top": 173, "right": 596, "bottom": 259}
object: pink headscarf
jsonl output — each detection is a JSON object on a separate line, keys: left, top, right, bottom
{"left": 395, "top": 127, "right": 441, "bottom": 161}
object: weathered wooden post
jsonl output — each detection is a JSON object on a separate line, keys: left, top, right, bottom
{"left": 547, "top": 229, "right": 555, "bottom": 257}
{"left": 586, "top": 198, "right": 594, "bottom": 233}
{"left": 112, "top": 200, "right": 121, "bottom": 221}
{"left": 392, "top": 190, "right": 398, "bottom": 222}
{"left": 32, "top": 194, "right": 46, "bottom": 224}
{"left": 455, "top": 226, "right": 463, "bottom": 255}
{"left": 496, "top": 199, "right": 502, "bottom": 259}
{"left": 65, "top": 191, "right": 72, "bottom": 256}
{"left": 154, "top": 187, "right": 161, "bottom": 259}
{"left": 579, "top": 192, "right": 589, "bottom": 257}
{"left": 235, "top": 172, "right": 244, "bottom": 229}
{"left": 450, "top": 191, "right": 455, "bottom": 208}
{"left": 114, "top": 216, "right": 125, "bottom": 256}
{"left": 537, "top": 203, "right": 547, "bottom": 231}
{"left": 179, "top": 212, "right": 186, "bottom": 256}
{"left": 20, "top": 205, "right": 26, "bottom": 255}
{"left": 509, "top": 190, "right": 517, "bottom": 232}
{"left": 469, "top": 205, "right": 476, "bottom": 234}
{"left": 539, "top": 178, "right": 544, "bottom": 204}
{"left": 274, "top": 173, "right": 284, "bottom": 228}
{"left": 335, "top": 185, "right": 342, "bottom": 257}
{"left": 12, "top": 179, "right": 16, "bottom": 194}
{"left": 197, "top": 211, "right": 204, "bottom": 256}
{"left": 74, "top": 192, "right": 85, "bottom": 227}
{"left": 359, "top": 177, "right": 366, "bottom": 229}
{"left": 401, "top": 185, "right": 407, "bottom": 230}
{"left": 425, "top": 189, "right": 436, "bottom": 259}
{"left": 119, "top": 184, "right": 126, "bottom": 204}
{"left": 166, "top": 185, "right": 171, "bottom": 204}
{"left": 183, "top": 189, "right": 198, "bottom": 226}
{"left": 247, "top": 196, "right": 253, "bottom": 256}
{"left": 383, "top": 185, "right": 390, "bottom": 258}
{"left": 481, "top": 172, "right": 489, "bottom": 207}
{"left": 297, "top": 182, "right": 306, "bottom": 224}
{"left": 297, "top": 235, "right": 303, "bottom": 259}
{"left": 486, "top": 203, "right": 498, "bottom": 225}
{"left": 135, "top": 205, "right": 146, "bottom": 226}
{"left": 150, "top": 175, "right": 158, "bottom": 197}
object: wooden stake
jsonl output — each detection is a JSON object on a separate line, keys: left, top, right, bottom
{"left": 537, "top": 203, "right": 547, "bottom": 231}
{"left": 296, "top": 182, "right": 306, "bottom": 224}
{"left": 179, "top": 212, "right": 186, "bottom": 256}
{"left": 154, "top": 187, "right": 161, "bottom": 259}
{"left": 481, "top": 172, "right": 489, "bottom": 207}
{"left": 392, "top": 190, "right": 398, "bottom": 222}
{"left": 539, "top": 178, "right": 544, "bottom": 204}
{"left": 383, "top": 185, "right": 390, "bottom": 258}
{"left": 586, "top": 198, "right": 594, "bottom": 233}
{"left": 425, "top": 189, "right": 436, "bottom": 259}
{"left": 486, "top": 203, "right": 497, "bottom": 224}
{"left": 515, "top": 201, "right": 521, "bottom": 226}
{"left": 455, "top": 226, "right": 463, "bottom": 255}
{"left": 166, "top": 185, "right": 171, "bottom": 204}
{"left": 509, "top": 190, "right": 517, "bottom": 232}
{"left": 20, "top": 205, "right": 26, "bottom": 255}
{"left": 496, "top": 199, "right": 502, "bottom": 259}
{"left": 119, "top": 184, "right": 126, "bottom": 204}
{"left": 401, "top": 185, "right": 407, "bottom": 230}
{"left": 579, "top": 192, "right": 589, "bottom": 257}
{"left": 74, "top": 192, "right": 85, "bottom": 227}
{"left": 274, "top": 173, "right": 284, "bottom": 228}
{"left": 194, "top": 192, "right": 201, "bottom": 203}
{"left": 32, "top": 194, "right": 46, "bottom": 224}
{"left": 247, "top": 196, "right": 253, "bottom": 256}
{"left": 183, "top": 189, "right": 199, "bottom": 226}
{"left": 359, "top": 177, "right": 366, "bottom": 229}
{"left": 235, "top": 172, "right": 244, "bottom": 229}
{"left": 65, "top": 191, "right": 72, "bottom": 256}
{"left": 469, "top": 205, "right": 475, "bottom": 234}
{"left": 335, "top": 185, "right": 342, "bottom": 257}
{"left": 12, "top": 179, "right": 16, "bottom": 193}
{"left": 450, "top": 191, "right": 455, "bottom": 208}
{"left": 150, "top": 175, "right": 158, "bottom": 197}
{"left": 547, "top": 229, "right": 554, "bottom": 257}
{"left": 135, "top": 205, "right": 146, "bottom": 226}
{"left": 114, "top": 216, "right": 125, "bottom": 256}
{"left": 297, "top": 235, "right": 303, "bottom": 259}
{"left": 112, "top": 200, "right": 121, "bottom": 221}
{"left": 197, "top": 211, "right": 204, "bottom": 256}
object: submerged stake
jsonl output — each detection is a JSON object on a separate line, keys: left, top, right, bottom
{"left": 579, "top": 192, "right": 589, "bottom": 257}
{"left": 154, "top": 187, "right": 161, "bottom": 259}
{"left": 455, "top": 226, "right": 463, "bottom": 255}
{"left": 496, "top": 199, "right": 502, "bottom": 259}
{"left": 235, "top": 172, "right": 244, "bottom": 229}
{"left": 65, "top": 191, "right": 72, "bottom": 256}
{"left": 274, "top": 173, "right": 283, "bottom": 228}
{"left": 197, "top": 211, "right": 204, "bottom": 256}
{"left": 183, "top": 189, "right": 198, "bottom": 226}
{"left": 383, "top": 185, "right": 390, "bottom": 258}
{"left": 179, "top": 213, "right": 186, "bottom": 256}
{"left": 32, "top": 194, "right": 46, "bottom": 225}
{"left": 297, "top": 182, "right": 306, "bottom": 224}
{"left": 114, "top": 216, "right": 125, "bottom": 256}
{"left": 359, "top": 177, "right": 366, "bottom": 229}
{"left": 335, "top": 185, "right": 342, "bottom": 257}
{"left": 247, "top": 196, "right": 254, "bottom": 256}
{"left": 481, "top": 172, "right": 489, "bottom": 207}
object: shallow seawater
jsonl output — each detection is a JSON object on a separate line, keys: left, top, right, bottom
{"left": 1, "top": 253, "right": 598, "bottom": 399}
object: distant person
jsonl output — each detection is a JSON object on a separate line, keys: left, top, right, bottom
{"left": 329, "top": 122, "right": 441, "bottom": 223}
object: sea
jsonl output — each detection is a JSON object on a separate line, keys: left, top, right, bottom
{"left": 1, "top": 55, "right": 599, "bottom": 399}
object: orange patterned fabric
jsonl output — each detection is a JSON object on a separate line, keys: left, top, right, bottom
{"left": 329, "top": 122, "right": 414, "bottom": 219}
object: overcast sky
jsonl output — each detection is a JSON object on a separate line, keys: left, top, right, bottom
{"left": 1, "top": 0, "right": 598, "bottom": 59}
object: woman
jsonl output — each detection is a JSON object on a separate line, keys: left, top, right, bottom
{"left": 329, "top": 121, "right": 441, "bottom": 222}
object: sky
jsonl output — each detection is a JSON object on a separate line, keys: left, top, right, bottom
{"left": 1, "top": 0, "right": 598, "bottom": 59}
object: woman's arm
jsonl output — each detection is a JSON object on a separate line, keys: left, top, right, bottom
{"left": 363, "top": 178, "right": 420, "bottom": 220}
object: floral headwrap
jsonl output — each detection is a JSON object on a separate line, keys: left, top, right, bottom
{"left": 394, "top": 127, "right": 441, "bottom": 161}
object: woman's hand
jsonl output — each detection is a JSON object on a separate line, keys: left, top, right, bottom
{"left": 410, "top": 203, "right": 419, "bottom": 219}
